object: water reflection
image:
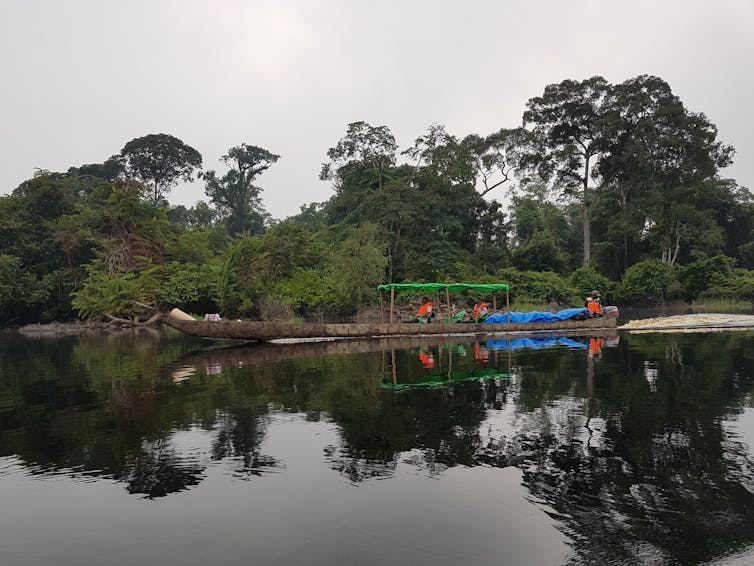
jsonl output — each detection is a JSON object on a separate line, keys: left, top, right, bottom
{"left": 1, "top": 329, "right": 754, "bottom": 564}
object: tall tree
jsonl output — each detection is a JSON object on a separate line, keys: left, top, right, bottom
{"left": 600, "top": 75, "right": 734, "bottom": 265}
{"left": 461, "top": 128, "right": 528, "bottom": 197}
{"left": 320, "top": 121, "right": 397, "bottom": 191}
{"left": 404, "top": 124, "right": 526, "bottom": 197}
{"left": 203, "top": 144, "right": 279, "bottom": 235}
{"left": 522, "top": 76, "right": 611, "bottom": 267}
{"left": 119, "top": 133, "right": 203, "bottom": 206}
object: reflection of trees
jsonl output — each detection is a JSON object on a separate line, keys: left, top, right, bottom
{"left": 324, "top": 347, "right": 510, "bottom": 481}
{"left": 212, "top": 408, "right": 277, "bottom": 477}
{"left": 0, "top": 332, "right": 279, "bottom": 497}
{"left": 120, "top": 438, "right": 204, "bottom": 498}
{"left": 4, "top": 329, "right": 754, "bottom": 561}
{"left": 324, "top": 334, "right": 754, "bottom": 565}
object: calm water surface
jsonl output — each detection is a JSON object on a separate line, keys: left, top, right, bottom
{"left": 1, "top": 329, "right": 754, "bottom": 565}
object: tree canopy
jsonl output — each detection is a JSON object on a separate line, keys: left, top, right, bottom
{"left": 0, "top": 74, "right": 750, "bottom": 324}
{"left": 119, "top": 133, "right": 203, "bottom": 206}
{"left": 203, "top": 144, "right": 279, "bottom": 235}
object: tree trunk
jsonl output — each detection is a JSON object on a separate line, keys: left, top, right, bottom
{"left": 582, "top": 154, "right": 591, "bottom": 268}
{"left": 670, "top": 225, "right": 681, "bottom": 266}
{"left": 583, "top": 206, "right": 591, "bottom": 268}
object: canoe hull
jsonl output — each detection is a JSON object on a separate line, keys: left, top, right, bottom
{"left": 163, "top": 316, "right": 617, "bottom": 341}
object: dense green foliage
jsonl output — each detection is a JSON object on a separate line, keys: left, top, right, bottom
{"left": 2, "top": 73, "right": 753, "bottom": 324}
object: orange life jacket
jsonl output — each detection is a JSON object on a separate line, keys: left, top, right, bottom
{"left": 418, "top": 350, "right": 435, "bottom": 369}
{"left": 587, "top": 298, "right": 602, "bottom": 315}
{"left": 472, "top": 302, "right": 489, "bottom": 320}
{"left": 589, "top": 338, "right": 603, "bottom": 356}
{"left": 417, "top": 301, "right": 433, "bottom": 317}
{"left": 473, "top": 343, "right": 490, "bottom": 362}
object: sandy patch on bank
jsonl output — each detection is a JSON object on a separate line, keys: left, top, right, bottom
{"left": 619, "top": 313, "right": 754, "bottom": 332}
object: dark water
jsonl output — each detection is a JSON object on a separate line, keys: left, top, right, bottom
{"left": 1, "top": 329, "right": 754, "bottom": 566}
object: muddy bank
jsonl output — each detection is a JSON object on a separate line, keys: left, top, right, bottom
{"left": 15, "top": 321, "right": 120, "bottom": 337}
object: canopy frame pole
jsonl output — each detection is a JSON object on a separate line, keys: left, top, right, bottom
{"left": 448, "top": 344, "right": 453, "bottom": 379}
{"left": 391, "top": 349, "right": 397, "bottom": 385}
{"left": 506, "top": 290, "right": 510, "bottom": 328}
{"left": 445, "top": 286, "right": 451, "bottom": 323}
{"left": 379, "top": 292, "right": 385, "bottom": 324}
{"left": 390, "top": 287, "right": 395, "bottom": 324}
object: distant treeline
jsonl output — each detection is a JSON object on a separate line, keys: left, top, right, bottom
{"left": 2, "top": 74, "right": 753, "bottom": 325}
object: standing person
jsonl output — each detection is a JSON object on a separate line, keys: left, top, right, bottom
{"left": 416, "top": 297, "right": 434, "bottom": 324}
{"left": 585, "top": 290, "right": 603, "bottom": 317}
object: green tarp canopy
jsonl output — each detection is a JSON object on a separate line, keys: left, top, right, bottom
{"left": 377, "top": 282, "right": 509, "bottom": 293}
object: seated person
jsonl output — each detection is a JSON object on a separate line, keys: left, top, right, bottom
{"left": 418, "top": 347, "right": 435, "bottom": 369}
{"left": 416, "top": 297, "right": 434, "bottom": 324}
{"left": 585, "top": 290, "right": 603, "bottom": 317}
{"left": 472, "top": 302, "right": 490, "bottom": 322}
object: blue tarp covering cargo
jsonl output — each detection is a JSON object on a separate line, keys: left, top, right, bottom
{"left": 484, "top": 308, "right": 589, "bottom": 324}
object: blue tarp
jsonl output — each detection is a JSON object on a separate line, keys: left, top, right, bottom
{"left": 484, "top": 308, "right": 589, "bottom": 324}
{"left": 486, "top": 337, "right": 589, "bottom": 351}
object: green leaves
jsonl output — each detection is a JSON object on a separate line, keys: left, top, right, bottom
{"left": 619, "top": 260, "right": 680, "bottom": 302}
{"left": 156, "top": 262, "right": 220, "bottom": 314}
{"left": 119, "top": 133, "right": 203, "bottom": 206}
{"left": 203, "top": 144, "right": 279, "bottom": 236}
{"left": 72, "top": 270, "right": 147, "bottom": 320}
{"left": 0, "top": 255, "right": 47, "bottom": 322}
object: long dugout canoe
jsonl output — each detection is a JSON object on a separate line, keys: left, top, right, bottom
{"left": 162, "top": 315, "right": 617, "bottom": 342}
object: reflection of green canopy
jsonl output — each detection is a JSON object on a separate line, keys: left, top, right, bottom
{"left": 377, "top": 282, "right": 509, "bottom": 293}
{"left": 380, "top": 370, "right": 509, "bottom": 391}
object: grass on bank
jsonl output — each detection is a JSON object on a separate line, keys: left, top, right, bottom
{"left": 689, "top": 299, "right": 753, "bottom": 313}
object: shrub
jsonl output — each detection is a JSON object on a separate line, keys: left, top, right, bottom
{"left": 678, "top": 255, "right": 735, "bottom": 299}
{"left": 273, "top": 269, "right": 334, "bottom": 312}
{"left": 497, "top": 267, "right": 578, "bottom": 306}
{"left": 619, "top": 260, "right": 680, "bottom": 303}
{"left": 569, "top": 268, "right": 615, "bottom": 302}
{"left": 156, "top": 262, "right": 220, "bottom": 314}
{"left": 711, "top": 270, "right": 754, "bottom": 302}
{"left": 72, "top": 267, "right": 161, "bottom": 320}
{"left": 326, "top": 224, "right": 387, "bottom": 310}
{"left": 217, "top": 236, "right": 275, "bottom": 317}
{"left": 0, "top": 255, "right": 47, "bottom": 323}
{"left": 511, "top": 232, "right": 568, "bottom": 273}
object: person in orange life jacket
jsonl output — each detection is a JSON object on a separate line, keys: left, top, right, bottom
{"left": 588, "top": 337, "right": 603, "bottom": 357}
{"left": 416, "top": 297, "right": 434, "bottom": 324}
{"left": 473, "top": 342, "right": 490, "bottom": 362}
{"left": 472, "top": 302, "right": 490, "bottom": 322}
{"left": 585, "top": 290, "right": 603, "bottom": 317}
{"left": 418, "top": 347, "right": 435, "bottom": 369}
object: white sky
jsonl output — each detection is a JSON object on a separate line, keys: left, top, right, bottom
{"left": 1, "top": 0, "right": 752, "bottom": 219}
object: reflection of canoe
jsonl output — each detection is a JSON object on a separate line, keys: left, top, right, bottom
{"left": 163, "top": 315, "right": 617, "bottom": 342}
{"left": 173, "top": 336, "right": 454, "bottom": 370}
{"left": 170, "top": 332, "right": 619, "bottom": 376}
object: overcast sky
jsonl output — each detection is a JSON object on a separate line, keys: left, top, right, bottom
{"left": 1, "top": 0, "right": 752, "bottom": 218}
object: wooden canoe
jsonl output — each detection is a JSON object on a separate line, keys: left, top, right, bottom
{"left": 162, "top": 315, "right": 617, "bottom": 342}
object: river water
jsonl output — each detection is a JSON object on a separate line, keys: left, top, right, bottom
{"left": 1, "top": 328, "right": 754, "bottom": 565}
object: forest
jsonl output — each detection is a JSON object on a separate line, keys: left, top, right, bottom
{"left": 2, "top": 74, "right": 753, "bottom": 325}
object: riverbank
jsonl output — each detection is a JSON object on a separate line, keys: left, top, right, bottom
{"left": 14, "top": 321, "right": 117, "bottom": 337}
